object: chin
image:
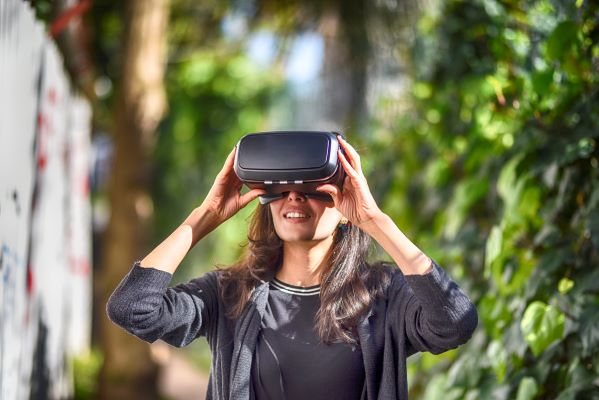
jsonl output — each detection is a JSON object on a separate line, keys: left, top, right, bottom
{"left": 280, "top": 233, "right": 314, "bottom": 243}
{"left": 278, "top": 231, "right": 335, "bottom": 244}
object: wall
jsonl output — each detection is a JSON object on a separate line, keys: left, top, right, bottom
{"left": 0, "top": 1, "right": 92, "bottom": 398}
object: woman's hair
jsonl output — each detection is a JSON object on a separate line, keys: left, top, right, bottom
{"left": 218, "top": 204, "right": 392, "bottom": 344}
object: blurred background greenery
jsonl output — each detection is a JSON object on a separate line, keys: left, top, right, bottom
{"left": 35, "top": 0, "right": 599, "bottom": 398}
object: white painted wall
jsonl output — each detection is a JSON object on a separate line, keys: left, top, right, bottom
{"left": 0, "top": 1, "right": 92, "bottom": 398}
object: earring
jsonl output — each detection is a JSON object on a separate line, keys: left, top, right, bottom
{"left": 337, "top": 217, "right": 350, "bottom": 233}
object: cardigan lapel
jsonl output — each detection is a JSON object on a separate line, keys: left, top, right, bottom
{"left": 358, "top": 307, "right": 377, "bottom": 400}
{"left": 229, "top": 280, "right": 270, "bottom": 400}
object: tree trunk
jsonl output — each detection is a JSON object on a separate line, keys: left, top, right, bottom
{"left": 319, "top": 0, "right": 369, "bottom": 134}
{"left": 98, "top": 0, "right": 169, "bottom": 398}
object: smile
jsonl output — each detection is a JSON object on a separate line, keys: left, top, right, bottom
{"left": 284, "top": 212, "right": 310, "bottom": 219}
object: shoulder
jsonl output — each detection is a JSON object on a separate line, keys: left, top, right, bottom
{"left": 172, "top": 269, "right": 223, "bottom": 296}
{"left": 363, "top": 260, "right": 427, "bottom": 300}
{"left": 185, "top": 269, "right": 221, "bottom": 285}
{"left": 381, "top": 259, "right": 450, "bottom": 299}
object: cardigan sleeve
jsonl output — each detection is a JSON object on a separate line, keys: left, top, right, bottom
{"left": 106, "top": 261, "right": 220, "bottom": 347}
{"left": 390, "top": 259, "right": 478, "bottom": 356}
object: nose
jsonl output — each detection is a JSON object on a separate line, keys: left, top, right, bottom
{"left": 287, "top": 191, "right": 307, "bottom": 202}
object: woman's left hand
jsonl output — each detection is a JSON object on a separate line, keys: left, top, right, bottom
{"left": 316, "top": 135, "right": 383, "bottom": 230}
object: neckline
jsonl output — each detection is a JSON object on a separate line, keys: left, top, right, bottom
{"left": 271, "top": 277, "right": 320, "bottom": 296}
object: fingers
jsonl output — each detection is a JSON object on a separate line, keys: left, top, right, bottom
{"left": 239, "top": 188, "right": 267, "bottom": 208}
{"left": 316, "top": 183, "right": 340, "bottom": 197}
{"left": 216, "top": 146, "right": 244, "bottom": 190}
{"left": 218, "top": 146, "right": 237, "bottom": 178}
{"left": 316, "top": 184, "right": 341, "bottom": 207}
{"left": 338, "top": 150, "right": 362, "bottom": 181}
{"left": 337, "top": 136, "right": 363, "bottom": 175}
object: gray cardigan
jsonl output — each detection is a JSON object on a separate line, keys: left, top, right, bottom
{"left": 106, "top": 259, "right": 478, "bottom": 399}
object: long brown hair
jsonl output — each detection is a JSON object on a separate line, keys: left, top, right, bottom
{"left": 218, "top": 204, "right": 392, "bottom": 344}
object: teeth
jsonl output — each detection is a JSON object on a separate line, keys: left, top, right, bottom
{"left": 285, "top": 212, "right": 308, "bottom": 219}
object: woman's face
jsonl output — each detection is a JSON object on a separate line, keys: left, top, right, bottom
{"left": 269, "top": 191, "right": 343, "bottom": 243}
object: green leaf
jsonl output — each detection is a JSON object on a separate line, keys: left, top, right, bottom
{"left": 533, "top": 223, "right": 561, "bottom": 248}
{"left": 487, "top": 340, "right": 508, "bottom": 381}
{"left": 557, "top": 277, "right": 574, "bottom": 294}
{"left": 497, "top": 156, "right": 527, "bottom": 225}
{"left": 479, "top": 294, "right": 511, "bottom": 339}
{"left": 484, "top": 225, "right": 503, "bottom": 278}
{"left": 444, "top": 178, "right": 489, "bottom": 238}
{"left": 555, "top": 386, "right": 578, "bottom": 400}
{"left": 579, "top": 307, "right": 599, "bottom": 358}
{"left": 518, "top": 186, "right": 541, "bottom": 222}
{"left": 414, "top": 82, "right": 433, "bottom": 99}
{"left": 546, "top": 21, "right": 578, "bottom": 61}
{"left": 532, "top": 68, "right": 554, "bottom": 97}
{"left": 180, "top": 55, "right": 216, "bottom": 86}
{"left": 516, "top": 377, "right": 539, "bottom": 400}
{"left": 586, "top": 184, "right": 599, "bottom": 249}
{"left": 422, "top": 374, "right": 464, "bottom": 400}
{"left": 520, "top": 301, "right": 565, "bottom": 356}
{"left": 446, "top": 353, "right": 482, "bottom": 388}
{"left": 503, "top": 251, "right": 536, "bottom": 295}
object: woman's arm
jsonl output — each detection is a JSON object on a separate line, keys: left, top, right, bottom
{"left": 392, "top": 261, "right": 478, "bottom": 355}
{"left": 360, "top": 212, "right": 433, "bottom": 275}
{"left": 356, "top": 209, "right": 477, "bottom": 353}
{"left": 139, "top": 205, "right": 221, "bottom": 274}
{"left": 316, "top": 136, "right": 432, "bottom": 275}
{"left": 139, "top": 147, "right": 265, "bottom": 274}
{"left": 316, "top": 136, "right": 477, "bottom": 353}
{"left": 106, "top": 146, "right": 265, "bottom": 344}
{"left": 106, "top": 263, "right": 220, "bottom": 347}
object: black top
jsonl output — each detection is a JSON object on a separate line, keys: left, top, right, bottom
{"left": 251, "top": 278, "right": 365, "bottom": 400}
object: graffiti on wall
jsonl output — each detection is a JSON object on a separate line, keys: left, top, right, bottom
{"left": 0, "top": 1, "right": 92, "bottom": 398}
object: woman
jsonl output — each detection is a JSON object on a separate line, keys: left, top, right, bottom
{"left": 107, "top": 135, "right": 478, "bottom": 400}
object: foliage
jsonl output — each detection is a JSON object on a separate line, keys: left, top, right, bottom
{"left": 82, "top": 0, "right": 599, "bottom": 395}
{"left": 147, "top": 30, "right": 283, "bottom": 373}
{"left": 375, "top": 0, "right": 599, "bottom": 398}
{"left": 152, "top": 47, "right": 282, "bottom": 282}
{"left": 72, "top": 348, "right": 103, "bottom": 400}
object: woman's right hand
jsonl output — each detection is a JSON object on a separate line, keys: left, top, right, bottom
{"left": 200, "top": 146, "right": 266, "bottom": 226}
{"left": 139, "top": 147, "right": 263, "bottom": 273}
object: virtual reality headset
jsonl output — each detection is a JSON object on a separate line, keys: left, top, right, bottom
{"left": 234, "top": 131, "right": 346, "bottom": 204}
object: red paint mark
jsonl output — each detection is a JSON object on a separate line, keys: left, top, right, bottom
{"left": 37, "top": 112, "right": 46, "bottom": 129}
{"left": 37, "top": 137, "right": 48, "bottom": 170}
{"left": 38, "top": 153, "right": 47, "bottom": 170}
{"left": 70, "top": 257, "right": 91, "bottom": 276}
{"left": 26, "top": 265, "right": 34, "bottom": 295}
{"left": 37, "top": 112, "right": 50, "bottom": 170}
{"left": 49, "top": 0, "right": 93, "bottom": 38}
{"left": 48, "top": 87, "right": 57, "bottom": 104}
{"left": 38, "top": 110, "right": 53, "bottom": 136}
{"left": 81, "top": 261, "right": 91, "bottom": 276}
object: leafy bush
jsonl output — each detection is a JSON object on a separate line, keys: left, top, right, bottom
{"left": 376, "top": 0, "right": 599, "bottom": 398}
